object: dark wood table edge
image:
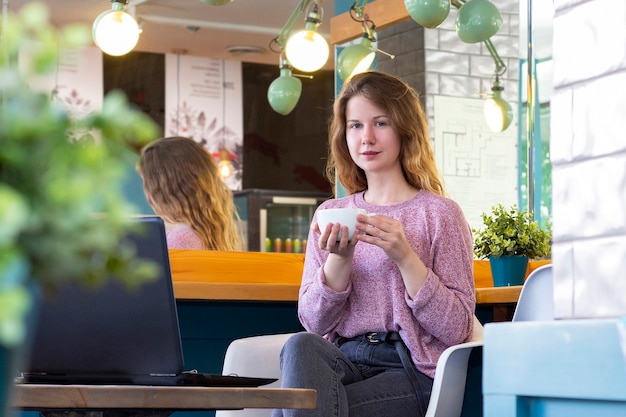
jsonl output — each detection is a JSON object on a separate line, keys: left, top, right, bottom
{"left": 12, "top": 384, "right": 316, "bottom": 412}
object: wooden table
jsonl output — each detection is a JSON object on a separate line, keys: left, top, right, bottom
{"left": 474, "top": 286, "right": 523, "bottom": 321}
{"left": 12, "top": 384, "right": 316, "bottom": 416}
{"left": 475, "top": 286, "right": 522, "bottom": 305}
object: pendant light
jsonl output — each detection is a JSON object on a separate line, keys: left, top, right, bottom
{"left": 217, "top": 147, "right": 234, "bottom": 178}
{"left": 337, "top": 2, "right": 394, "bottom": 82}
{"left": 404, "top": 0, "right": 451, "bottom": 28}
{"left": 266, "top": 0, "right": 327, "bottom": 115}
{"left": 337, "top": 33, "right": 376, "bottom": 82}
{"left": 455, "top": 0, "right": 503, "bottom": 43}
{"left": 284, "top": 3, "right": 329, "bottom": 73}
{"left": 484, "top": 75, "right": 513, "bottom": 132}
{"left": 92, "top": 0, "right": 140, "bottom": 56}
{"left": 267, "top": 57, "right": 303, "bottom": 116}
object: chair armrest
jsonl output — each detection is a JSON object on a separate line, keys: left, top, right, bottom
{"left": 217, "top": 333, "right": 297, "bottom": 417}
{"left": 426, "top": 340, "right": 484, "bottom": 417}
{"left": 222, "top": 333, "right": 297, "bottom": 384}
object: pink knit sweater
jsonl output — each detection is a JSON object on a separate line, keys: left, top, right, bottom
{"left": 299, "top": 191, "right": 475, "bottom": 378}
{"left": 166, "top": 224, "right": 204, "bottom": 250}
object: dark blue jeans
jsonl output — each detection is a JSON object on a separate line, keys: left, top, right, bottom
{"left": 271, "top": 332, "right": 433, "bottom": 417}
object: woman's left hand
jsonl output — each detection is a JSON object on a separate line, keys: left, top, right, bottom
{"left": 354, "top": 214, "right": 414, "bottom": 263}
{"left": 355, "top": 213, "right": 428, "bottom": 296}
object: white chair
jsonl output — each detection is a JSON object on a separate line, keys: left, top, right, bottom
{"left": 511, "top": 264, "right": 553, "bottom": 322}
{"left": 216, "top": 316, "right": 484, "bottom": 417}
{"left": 423, "top": 315, "right": 483, "bottom": 417}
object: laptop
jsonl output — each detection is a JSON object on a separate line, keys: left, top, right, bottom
{"left": 19, "top": 215, "right": 276, "bottom": 387}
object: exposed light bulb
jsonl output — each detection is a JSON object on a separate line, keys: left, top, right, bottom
{"left": 484, "top": 79, "right": 513, "bottom": 132}
{"left": 92, "top": 1, "right": 140, "bottom": 56}
{"left": 285, "top": 8, "right": 329, "bottom": 73}
{"left": 218, "top": 147, "right": 234, "bottom": 178}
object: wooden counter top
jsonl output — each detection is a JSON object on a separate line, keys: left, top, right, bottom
{"left": 169, "top": 250, "right": 549, "bottom": 305}
{"left": 170, "top": 250, "right": 304, "bottom": 302}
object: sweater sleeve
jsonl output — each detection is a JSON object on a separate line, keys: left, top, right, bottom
{"left": 407, "top": 198, "right": 476, "bottom": 346}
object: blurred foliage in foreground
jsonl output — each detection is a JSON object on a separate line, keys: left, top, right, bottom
{"left": 0, "top": 2, "right": 161, "bottom": 347}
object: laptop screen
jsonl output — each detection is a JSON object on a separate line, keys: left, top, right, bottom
{"left": 23, "top": 215, "right": 185, "bottom": 381}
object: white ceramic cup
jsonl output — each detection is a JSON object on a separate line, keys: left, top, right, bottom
{"left": 317, "top": 208, "right": 367, "bottom": 240}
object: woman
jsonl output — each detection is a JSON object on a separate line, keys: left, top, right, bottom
{"left": 137, "top": 136, "right": 242, "bottom": 251}
{"left": 272, "top": 72, "right": 475, "bottom": 417}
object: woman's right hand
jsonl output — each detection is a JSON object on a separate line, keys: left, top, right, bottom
{"left": 316, "top": 221, "right": 358, "bottom": 257}
{"left": 315, "top": 221, "right": 357, "bottom": 292}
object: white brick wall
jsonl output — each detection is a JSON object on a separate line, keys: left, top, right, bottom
{"left": 551, "top": 0, "right": 626, "bottom": 318}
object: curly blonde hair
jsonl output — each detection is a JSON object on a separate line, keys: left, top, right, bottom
{"left": 326, "top": 71, "right": 445, "bottom": 197}
{"left": 137, "top": 136, "right": 242, "bottom": 251}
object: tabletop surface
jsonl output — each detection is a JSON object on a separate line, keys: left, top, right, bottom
{"left": 475, "top": 286, "right": 522, "bottom": 304}
{"left": 12, "top": 384, "right": 317, "bottom": 411}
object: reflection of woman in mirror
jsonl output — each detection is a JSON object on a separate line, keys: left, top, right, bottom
{"left": 137, "top": 136, "right": 242, "bottom": 251}
{"left": 273, "top": 72, "right": 475, "bottom": 417}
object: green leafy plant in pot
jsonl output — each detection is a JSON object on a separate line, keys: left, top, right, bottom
{"left": 0, "top": 2, "right": 161, "bottom": 412}
{"left": 473, "top": 204, "right": 551, "bottom": 287}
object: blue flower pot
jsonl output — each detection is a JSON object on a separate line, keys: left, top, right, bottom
{"left": 489, "top": 255, "right": 529, "bottom": 287}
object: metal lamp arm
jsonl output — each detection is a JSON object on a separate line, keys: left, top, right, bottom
{"left": 484, "top": 38, "right": 506, "bottom": 75}
{"left": 273, "top": 0, "right": 312, "bottom": 50}
{"left": 350, "top": 0, "right": 369, "bottom": 20}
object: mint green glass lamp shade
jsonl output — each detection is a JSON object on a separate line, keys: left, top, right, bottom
{"left": 267, "top": 68, "right": 302, "bottom": 116}
{"left": 455, "top": 0, "right": 503, "bottom": 43}
{"left": 404, "top": 0, "right": 450, "bottom": 28}
{"left": 337, "top": 37, "right": 376, "bottom": 82}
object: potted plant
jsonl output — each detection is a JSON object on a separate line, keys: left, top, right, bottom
{"left": 473, "top": 204, "right": 551, "bottom": 287}
{"left": 1, "top": 3, "right": 160, "bottom": 412}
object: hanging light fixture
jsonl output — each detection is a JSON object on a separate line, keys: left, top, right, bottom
{"left": 266, "top": 0, "right": 325, "bottom": 115}
{"left": 404, "top": 0, "right": 451, "bottom": 28}
{"left": 337, "top": 1, "right": 395, "bottom": 82}
{"left": 484, "top": 74, "right": 513, "bottom": 132}
{"left": 217, "top": 147, "right": 234, "bottom": 178}
{"left": 92, "top": 0, "right": 140, "bottom": 56}
{"left": 267, "top": 56, "right": 303, "bottom": 116}
{"left": 284, "top": 2, "right": 329, "bottom": 73}
{"left": 337, "top": 33, "right": 376, "bottom": 82}
{"left": 481, "top": 39, "right": 513, "bottom": 132}
{"left": 455, "top": 0, "right": 503, "bottom": 43}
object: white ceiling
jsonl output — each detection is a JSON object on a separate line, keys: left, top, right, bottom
{"left": 6, "top": 0, "right": 335, "bottom": 69}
